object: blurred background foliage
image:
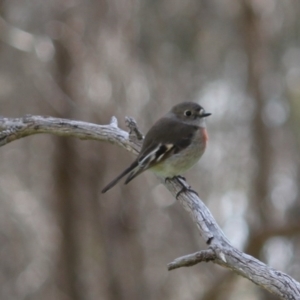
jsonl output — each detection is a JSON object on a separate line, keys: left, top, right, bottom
{"left": 0, "top": 0, "right": 299, "bottom": 299}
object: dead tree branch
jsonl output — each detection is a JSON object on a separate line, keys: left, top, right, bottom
{"left": 0, "top": 114, "right": 300, "bottom": 299}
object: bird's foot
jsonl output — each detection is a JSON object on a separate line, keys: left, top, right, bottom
{"left": 175, "top": 185, "right": 199, "bottom": 199}
{"left": 176, "top": 175, "right": 186, "bottom": 181}
{"left": 165, "top": 176, "right": 198, "bottom": 199}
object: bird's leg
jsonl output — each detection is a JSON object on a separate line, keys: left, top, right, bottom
{"left": 165, "top": 176, "right": 198, "bottom": 199}
{"left": 174, "top": 176, "right": 199, "bottom": 198}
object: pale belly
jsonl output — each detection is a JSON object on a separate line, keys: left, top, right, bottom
{"left": 151, "top": 128, "right": 207, "bottom": 177}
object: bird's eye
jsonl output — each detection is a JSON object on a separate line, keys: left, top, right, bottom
{"left": 200, "top": 108, "right": 204, "bottom": 115}
{"left": 184, "top": 110, "right": 192, "bottom": 117}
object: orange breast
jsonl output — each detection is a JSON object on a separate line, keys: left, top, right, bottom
{"left": 201, "top": 128, "right": 209, "bottom": 146}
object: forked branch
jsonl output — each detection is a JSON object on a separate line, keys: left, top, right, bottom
{"left": 0, "top": 114, "right": 299, "bottom": 299}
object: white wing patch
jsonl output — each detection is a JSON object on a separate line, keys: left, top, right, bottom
{"left": 138, "top": 143, "right": 174, "bottom": 167}
{"left": 138, "top": 144, "right": 161, "bottom": 167}
{"left": 156, "top": 144, "right": 174, "bottom": 161}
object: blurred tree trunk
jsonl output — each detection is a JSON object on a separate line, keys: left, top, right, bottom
{"left": 49, "top": 5, "right": 148, "bottom": 299}
{"left": 202, "top": 1, "right": 281, "bottom": 299}
{"left": 52, "top": 34, "right": 82, "bottom": 299}
{"left": 243, "top": 0, "right": 272, "bottom": 228}
{"left": 242, "top": 1, "right": 278, "bottom": 299}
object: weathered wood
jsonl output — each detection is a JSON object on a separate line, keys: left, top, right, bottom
{"left": 1, "top": 114, "right": 300, "bottom": 299}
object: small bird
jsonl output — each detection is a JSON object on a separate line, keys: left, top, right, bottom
{"left": 101, "top": 102, "right": 211, "bottom": 193}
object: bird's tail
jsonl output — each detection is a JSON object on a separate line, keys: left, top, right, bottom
{"left": 124, "top": 165, "right": 145, "bottom": 185}
{"left": 101, "top": 161, "right": 139, "bottom": 193}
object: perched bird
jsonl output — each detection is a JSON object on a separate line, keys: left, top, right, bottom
{"left": 101, "top": 102, "right": 211, "bottom": 193}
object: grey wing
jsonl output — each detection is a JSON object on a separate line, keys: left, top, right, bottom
{"left": 124, "top": 143, "right": 175, "bottom": 184}
{"left": 135, "top": 118, "right": 198, "bottom": 168}
{"left": 102, "top": 119, "right": 198, "bottom": 192}
{"left": 125, "top": 119, "right": 198, "bottom": 184}
{"left": 140, "top": 118, "right": 198, "bottom": 155}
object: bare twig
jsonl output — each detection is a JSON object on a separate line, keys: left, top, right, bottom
{"left": 0, "top": 115, "right": 140, "bottom": 155}
{"left": 1, "top": 114, "right": 300, "bottom": 299}
{"left": 168, "top": 249, "right": 216, "bottom": 270}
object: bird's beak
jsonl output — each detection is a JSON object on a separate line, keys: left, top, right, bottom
{"left": 200, "top": 112, "right": 211, "bottom": 118}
